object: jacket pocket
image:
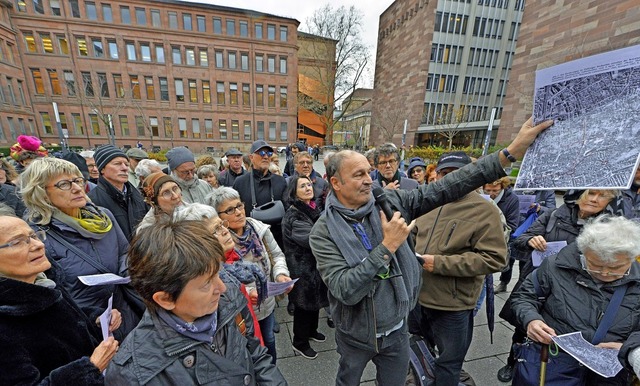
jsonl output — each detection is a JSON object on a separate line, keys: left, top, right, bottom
{"left": 336, "top": 296, "right": 374, "bottom": 345}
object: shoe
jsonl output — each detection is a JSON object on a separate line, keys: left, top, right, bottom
{"left": 497, "top": 363, "right": 515, "bottom": 382}
{"left": 292, "top": 345, "right": 318, "bottom": 359}
{"left": 309, "top": 332, "right": 326, "bottom": 342}
{"left": 495, "top": 282, "right": 508, "bottom": 293}
{"left": 287, "top": 302, "right": 295, "bottom": 316}
{"left": 273, "top": 321, "right": 280, "bottom": 333}
{"left": 327, "top": 318, "right": 335, "bottom": 328}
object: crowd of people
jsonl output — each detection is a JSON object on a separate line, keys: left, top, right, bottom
{"left": 1, "top": 116, "right": 640, "bottom": 385}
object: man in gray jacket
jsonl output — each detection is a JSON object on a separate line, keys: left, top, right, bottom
{"left": 309, "top": 118, "right": 552, "bottom": 386}
{"left": 166, "top": 146, "right": 213, "bottom": 204}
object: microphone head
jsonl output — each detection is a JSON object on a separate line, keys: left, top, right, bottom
{"left": 372, "top": 186, "right": 386, "bottom": 202}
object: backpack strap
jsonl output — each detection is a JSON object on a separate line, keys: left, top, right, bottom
{"left": 544, "top": 208, "right": 558, "bottom": 234}
{"left": 531, "top": 268, "right": 545, "bottom": 300}
{"left": 44, "top": 228, "right": 111, "bottom": 274}
{"left": 591, "top": 284, "right": 627, "bottom": 345}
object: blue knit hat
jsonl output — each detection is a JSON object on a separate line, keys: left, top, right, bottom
{"left": 94, "top": 145, "right": 128, "bottom": 171}
{"left": 166, "top": 147, "right": 195, "bottom": 171}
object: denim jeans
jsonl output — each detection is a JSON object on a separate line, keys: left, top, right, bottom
{"left": 258, "top": 311, "right": 277, "bottom": 364}
{"left": 421, "top": 307, "right": 474, "bottom": 386}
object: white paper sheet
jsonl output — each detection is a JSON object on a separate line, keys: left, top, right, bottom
{"left": 267, "top": 278, "right": 299, "bottom": 297}
{"left": 517, "top": 195, "right": 536, "bottom": 214}
{"left": 78, "top": 273, "right": 131, "bottom": 286}
{"left": 551, "top": 332, "right": 622, "bottom": 378}
{"left": 99, "top": 295, "right": 113, "bottom": 341}
{"left": 531, "top": 241, "right": 567, "bottom": 267}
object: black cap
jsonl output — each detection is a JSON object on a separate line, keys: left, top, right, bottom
{"left": 436, "top": 151, "right": 471, "bottom": 172}
{"left": 250, "top": 140, "right": 273, "bottom": 153}
{"left": 225, "top": 148, "right": 243, "bottom": 156}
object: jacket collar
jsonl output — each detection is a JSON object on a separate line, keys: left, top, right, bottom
{"left": 0, "top": 277, "right": 62, "bottom": 316}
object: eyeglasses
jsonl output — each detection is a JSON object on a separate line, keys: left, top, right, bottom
{"left": 297, "top": 161, "right": 313, "bottom": 166}
{"left": 175, "top": 168, "right": 195, "bottom": 177}
{"left": 86, "top": 163, "right": 98, "bottom": 170}
{"left": 255, "top": 150, "right": 274, "bottom": 158}
{"left": 377, "top": 159, "right": 398, "bottom": 167}
{"left": 160, "top": 185, "right": 181, "bottom": 199}
{"left": 49, "top": 177, "right": 86, "bottom": 190}
{"left": 211, "top": 220, "right": 229, "bottom": 236}
{"left": 219, "top": 202, "right": 245, "bottom": 216}
{"left": 580, "top": 254, "right": 631, "bottom": 277}
{"left": 411, "top": 168, "right": 424, "bottom": 174}
{"left": 0, "top": 230, "right": 46, "bottom": 249}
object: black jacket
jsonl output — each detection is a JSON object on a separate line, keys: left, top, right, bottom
{"left": 88, "top": 177, "right": 148, "bottom": 240}
{"left": 219, "top": 168, "right": 246, "bottom": 187}
{"left": 0, "top": 277, "right": 103, "bottom": 385}
{"left": 0, "top": 183, "right": 26, "bottom": 218}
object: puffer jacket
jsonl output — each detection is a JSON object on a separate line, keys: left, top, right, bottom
{"left": 0, "top": 183, "right": 26, "bottom": 218}
{"left": 243, "top": 218, "right": 289, "bottom": 321}
{"left": 172, "top": 174, "right": 213, "bottom": 205}
{"left": 106, "top": 279, "right": 287, "bottom": 386}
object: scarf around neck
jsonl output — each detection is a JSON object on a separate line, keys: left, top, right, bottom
{"left": 52, "top": 203, "right": 112, "bottom": 239}
{"left": 232, "top": 221, "right": 264, "bottom": 259}
{"left": 157, "top": 308, "right": 218, "bottom": 343}
{"left": 377, "top": 170, "right": 401, "bottom": 186}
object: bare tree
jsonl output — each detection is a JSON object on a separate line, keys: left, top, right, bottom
{"left": 302, "top": 5, "right": 370, "bottom": 144}
{"left": 430, "top": 105, "right": 466, "bottom": 150}
{"left": 372, "top": 106, "right": 406, "bottom": 143}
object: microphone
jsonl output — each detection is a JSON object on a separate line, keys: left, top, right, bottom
{"left": 372, "top": 187, "right": 395, "bottom": 220}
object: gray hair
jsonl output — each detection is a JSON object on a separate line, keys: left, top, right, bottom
{"left": 79, "top": 150, "right": 95, "bottom": 159}
{"left": 0, "top": 203, "right": 17, "bottom": 217}
{"left": 374, "top": 143, "right": 400, "bottom": 164}
{"left": 364, "top": 149, "right": 376, "bottom": 162}
{"left": 206, "top": 186, "right": 240, "bottom": 211}
{"left": 577, "top": 215, "right": 640, "bottom": 263}
{"left": 196, "top": 164, "right": 218, "bottom": 180}
{"left": 135, "top": 159, "right": 162, "bottom": 178}
{"left": 325, "top": 150, "right": 360, "bottom": 190}
{"left": 172, "top": 203, "right": 218, "bottom": 222}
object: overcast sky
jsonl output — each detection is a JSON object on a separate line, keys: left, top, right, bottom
{"left": 180, "top": 0, "right": 395, "bottom": 87}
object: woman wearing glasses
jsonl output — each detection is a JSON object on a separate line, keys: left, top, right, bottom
{"left": 20, "top": 157, "right": 141, "bottom": 339}
{"left": 207, "top": 187, "right": 291, "bottom": 364}
{"left": 281, "top": 175, "right": 328, "bottom": 359}
{"left": 510, "top": 215, "right": 640, "bottom": 385}
{"left": 136, "top": 172, "right": 185, "bottom": 232}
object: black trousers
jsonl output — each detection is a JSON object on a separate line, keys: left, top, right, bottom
{"left": 293, "top": 307, "right": 320, "bottom": 349}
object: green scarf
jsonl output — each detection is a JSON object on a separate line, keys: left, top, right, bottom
{"left": 52, "top": 203, "right": 112, "bottom": 239}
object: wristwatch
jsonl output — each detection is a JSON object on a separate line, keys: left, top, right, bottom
{"left": 501, "top": 148, "right": 517, "bottom": 162}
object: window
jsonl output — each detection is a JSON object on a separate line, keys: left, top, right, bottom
{"left": 205, "top": 119, "right": 213, "bottom": 138}
{"left": 280, "top": 26, "right": 288, "bottom": 41}
{"left": 229, "top": 83, "right": 238, "bottom": 105}
{"left": 175, "top": 79, "right": 184, "bottom": 101}
{"left": 172, "top": 46, "right": 181, "bottom": 64}
{"left": 216, "top": 82, "right": 224, "bottom": 104}
{"left": 199, "top": 49, "right": 208, "bottom": 67}
{"left": 257, "top": 121, "right": 264, "bottom": 140}
{"left": 197, "top": 15, "right": 205, "bottom": 32}
{"left": 85, "top": 2, "right": 96, "bottom": 20}
{"left": 219, "top": 119, "right": 227, "bottom": 139}
{"left": 267, "top": 85, "right": 275, "bottom": 107}
{"left": 178, "top": 118, "right": 187, "bottom": 138}
{"left": 213, "top": 17, "right": 222, "bottom": 33}
{"left": 41, "top": 33, "right": 53, "bottom": 54}
{"left": 226, "top": 19, "right": 235, "bottom": 35}
{"left": 228, "top": 51, "right": 236, "bottom": 69}
{"left": 183, "top": 13, "right": 192, "bottom": 30}
{"left": 280, "top": 86, "right": 287, "bottom": 108}
{"left": 185, "top": 48, "right": 195, "bottom": 65}
{"left": 120, "top": 6, "right": 131, "bottom": 24}
{"left": 267, "top": 24, "right": 276, "bottom": 40}
{"left": 57, "top": 35, "right": 69, "bottom": 55}
{"left": 140, "top": 44, "right": 151, "bottom": 61}
{"left": 108, "top": 40, "right": 118, "bottom": 59}
{"left": 188, "top": 79, "right": 197, "bottom": 102}
{"left": 155, "top": 44, "right": 164, "bottom": 63}
{"left": 7, "top": 117, "right": 17, "bottom": 139}
{"left": 163, "top": 117, "right": 173, "bottom": 138}
{"left": 434, "top": 12, "right": 469, "bottom": 34}
{"left": 82, "top": 72, "right": 93, "bottom": 97}
{"left": 135, "top": 116, "right": 145, "bottom": 136}
{"left": 119, "top": 115, "right": 129, "bottom": 136}
{"left": 41, "top": 112, "right": 53, "bottom": 134}
{"left": 135, "top": 8, "right": 146, "bottom": 25}
{"left": 113, "top": 74, "right": 124, "bottom": 98}
{"left": 255, "top": 23, "right": 262, "bottom": 39}
{"left": 89, "top": 114, "right": 100, "bottom": 135}
{"left": 6, "top": 80, "right": 16, "bottom": 103}
{"left": 77, "top": 37, "right": 88, "bottom": 56}
{"left": 241, "top": 53, "right": 249, "bottom": 70}
{"left": 69, "top": 0, "right": 79, "bottom": 17}
{"left": 280, "top": 122, "right": 287, "bottom": 141}
{"left": 50, "top": 0, "right": 60, "bottom": 15}
{"left": 147, "top": 116, "right": 158, "bottom": 136}
{"left": 192, "top": 119, "right": 200, "bottom": 138}
{"left": 17, "top": 81, "right": 25, "bottom": 105}
{"left": 130, "top": 75, "right": 140, "bottom": 99}
{"left": 64, "top": 71, "right": 75, "bottom": 96}
{"left": 242, "top": 83, "right": 250, "bottom": 105}
{"left": 268, "top": 122, "right": 276, "bottom": 140}
{"left": 202, "top": 80, "right": 210, "bottom": 103}
{"left": 267, "top": 56, "right": 275, "bottom": 73}
{"left": 168, "top": 12, "right": 178, "bottom": 29}
{"left": 145, "top": 76, "right": 154, "bottom": 100}
{"left": 16, "top": 0, "right": 26, "bottom": 12}
{"left": 240, "top": 21, "right": 248, "bottom": 37}
{"left": 159, "top": 77, "right": 168, "bottom": 100}
{"left": 279, "top": 57, "right": 287, "bottom": 74}
{"left": 151, "top": 9, "right": 160, "bottom": 26}
{"left": 231, "top": 120, "right": 239, "bottom": 140}
{"left": 33, "top": 0, "right": 44, "bottom": 13}
{"left": 24, "top": 33, "right": 36, "bottom": 53}
{"left": 256, "top": 54, "right": 263, "bottom": 72}
{"left": 97, "top": 72, "right": 108, "bottom": 97}
{"left": 72, "top": 113, "right": 83, "bottom": 134}
{"left": 102, "top": 4, "right": 112, "bottom": 22}
{"left": 431, "top": 44, "right": 463, "bottom": 64}
{"left": 92, "top": 38, "right": 103, "bottom": 58}
{"left": 126, "top": 42, "right": 136, "bottom": 60}
{"left": 244, "top": 121, "right": 251, "bottom": 140}
{"left": 215, "top": 50, "right": 223, "bottom": 68}
{"left": 256, "top": 84, "right": 263, "bottom": 107}
{"left": 31, "top": 69, "right": 44, "bottom": 94}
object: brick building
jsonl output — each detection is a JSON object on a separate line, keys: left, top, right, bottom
{"left": 370, "top": 0, "right": 524, "bottom": 148}
{"left": 496, "top": 0, "right": 640, "bottom": 143}
{"left": 0, "top": 0, "right": 299, "bottom": 152}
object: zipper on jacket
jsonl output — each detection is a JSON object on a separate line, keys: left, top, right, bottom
{"left": 371, "top": 288, "right": 379, "bottom": 353}
{"left": 444, "top": 223, "right": 457, "bottom": 247}
{"left": 167, "top": 341, "right": 202, "bottom": 357}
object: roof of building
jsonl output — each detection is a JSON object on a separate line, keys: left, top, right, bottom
{"left": 297, "top": 30, "right": 338, "bottom": 43}
{"left": 152, "top": 0, "right": 300, "bottom": 25}
{"left": 345, "top": 88, "right": 374, "bottom": 101}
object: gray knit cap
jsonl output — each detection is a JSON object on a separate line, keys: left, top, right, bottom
{"left": 94, "top": 145, "right": 128, "bottom": 171}
{"left": 166, "top": 147, "right": 195, "bottom": 171}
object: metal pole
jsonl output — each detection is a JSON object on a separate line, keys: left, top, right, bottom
{"left": 482, "top": 107, "right": 497, "bottom": 156}
{"left": 107, "top": 114, "right": 116, "bottom": 146}
{"left": 52, "top": 102, "right": 69, "bottom": 153}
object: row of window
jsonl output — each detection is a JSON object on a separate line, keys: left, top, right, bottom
{"left": 0, "top": 115, "right": 36, "bottom": 142}
{"left": 434, "top": 12, "right": 521, "bottom": 41}
{"left": 17, "top": 0, "right": 290, "bottom": 42}
{"left": 422, "top": 103, "right": 497, "bottom": 125}
{"left": 467, "top": 48, "right": 500, "bottom": 68}
{"left": 0, "top": 39, "right": 17, "bottom": 65}
{"left": 430, "top": 44, "right": 464, "bottom": 64}
{"left": 30, "top": 69, "right": 290, "bottom": 109}
{"left": 434, "top": 12, "right": 469, "bottom": 35}
{"left": 0, "top": 76, "right": 27, "bottom": 107}
{"left": 472, "top": 17, "right": 505, "bottom": 39}
{"left": 39, "top": 111, "right": 290, "bottom": 142}
{"left": 426, "top": 74, "right": 459, "bottom": 93}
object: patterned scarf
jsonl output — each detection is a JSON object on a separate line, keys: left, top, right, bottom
{"left": 52, "top": 203, "right": 112, "bottom": 239}
{"left": 157, "top": 308, "right": 218, "bottom": 343}
{"left": 232, "top": 221, "right": 264, "bottom": 260}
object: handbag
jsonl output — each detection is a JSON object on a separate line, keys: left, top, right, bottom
{"left": 249, "top": 177, "right": 285, "bottom": 224}
{"left": 513, "top": 269, "right": 628, "bottom": 385}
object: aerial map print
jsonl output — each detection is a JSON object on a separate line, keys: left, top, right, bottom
{"left": 515, "top": 44, "right": 640, "bottom": 190}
